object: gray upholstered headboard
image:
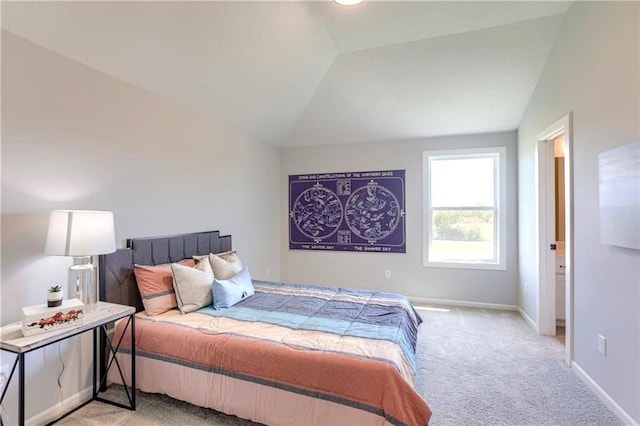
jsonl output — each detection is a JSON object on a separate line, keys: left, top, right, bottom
{"left": 98, "top": 230, "right": 232, "bottom": 312}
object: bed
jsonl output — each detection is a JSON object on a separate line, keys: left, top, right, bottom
{"left": 99, "top": 230, "right": 431, "bottom": 425}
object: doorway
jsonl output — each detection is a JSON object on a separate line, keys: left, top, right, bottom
{"left": 535, "top": 113, "right": 573, "bottom": 365}
{"left": 553, "top": 134, "right": 566, "bottom": 345}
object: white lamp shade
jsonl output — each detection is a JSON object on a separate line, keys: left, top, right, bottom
{"left": 44, "top": 210, "right": 116, "bottom": 256}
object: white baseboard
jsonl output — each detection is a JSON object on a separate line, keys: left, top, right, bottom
{"left": 572, "top": 361, "right": 639, "bottom": 426}
{"left": 517, "top": 307, "right": 538, "bottom": 331}
{"left": 409, "top": 296, "right": 518, "bottom": 311}
{"left": 27, "top": 386, "right": 92, "bottom": 426}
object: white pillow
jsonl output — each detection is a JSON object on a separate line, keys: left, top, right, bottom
{"left": 193, "top": 250, "right": 235, "bottom": 261}
{"left": 209, "top": 252, "right": 243, "bottom": 280}
{"left": 171, "top": 258, "right": 214, "bottom": 314}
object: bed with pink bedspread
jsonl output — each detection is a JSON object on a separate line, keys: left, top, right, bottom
{"left": 100, "top": 231, "right": 431, "bottom": 425}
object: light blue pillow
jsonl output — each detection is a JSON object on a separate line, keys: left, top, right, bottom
{"left": 212, "top": 267, "right": 255, "bottom": 309}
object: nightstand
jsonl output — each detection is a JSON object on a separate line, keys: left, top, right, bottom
{"left": 0, "top": 301, "right": 136, "bottom": 425}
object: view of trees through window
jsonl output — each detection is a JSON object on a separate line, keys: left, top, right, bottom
{"left": 433, "top": 210, "right": 493, "bottom": 241}
{"left": 431, "top": 210, "right": 494, "bottom": 261}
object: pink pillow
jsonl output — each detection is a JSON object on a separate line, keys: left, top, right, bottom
{"left": 133, "top": 259, "right": 195, "bottom": 316}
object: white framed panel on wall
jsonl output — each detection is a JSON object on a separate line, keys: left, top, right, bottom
{"left": 598, "top": 141, "right": 640, "bottom": 250}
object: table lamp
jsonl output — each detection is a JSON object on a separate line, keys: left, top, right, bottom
{"left": 44, "top": 210, "right": 116, "bottom": 312}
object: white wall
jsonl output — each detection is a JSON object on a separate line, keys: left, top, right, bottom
{"left": 518, "top": 2, "right": 639, "bottom": 422}
{"left": 280, "top": 131, "right": 519, "bottom": 307}
{"left": 1, "top": 31, "right": 280, "bottom": 424}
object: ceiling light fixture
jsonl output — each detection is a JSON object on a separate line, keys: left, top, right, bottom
{"left": 334, "top": 0, "right": 364, "bottom": 6}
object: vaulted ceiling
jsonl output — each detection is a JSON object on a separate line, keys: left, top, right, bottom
{"left": 1, "top": 1, "right": 571, "bottom": 147}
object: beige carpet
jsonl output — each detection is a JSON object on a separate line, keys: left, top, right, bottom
{"left": 56, "top": 306, "right": 622, "bottom": 426}
{"left": 56, "top": 388, "right": 257, "bottom": 426}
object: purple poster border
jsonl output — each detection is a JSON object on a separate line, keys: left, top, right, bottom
{"left": 289, "top": 169, "right": 406, "bottom": 253}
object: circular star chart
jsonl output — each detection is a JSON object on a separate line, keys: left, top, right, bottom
{"left": 293, "top": 186, "right": 344, "bottom": 240}
{"left": 345, "top": 183, "right": 401, "bottom": 241}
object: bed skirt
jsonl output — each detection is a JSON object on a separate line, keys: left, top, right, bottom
{"left": 110, "top": 351, "right": 423, "bottom": 425}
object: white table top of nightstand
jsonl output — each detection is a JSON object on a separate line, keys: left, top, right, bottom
{"left": 0, "top": 301, "right": 135, "bottom": 354}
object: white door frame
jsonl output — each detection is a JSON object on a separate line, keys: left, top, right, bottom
{"left": 535, "top": 113, "right": 573, "bottom": 365}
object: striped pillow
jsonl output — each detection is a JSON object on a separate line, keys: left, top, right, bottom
{"left": 133, "top": 259, "right": 195, "bottom": 316}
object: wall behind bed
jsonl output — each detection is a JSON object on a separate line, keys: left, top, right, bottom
{"left": 280, "top": 131, "right": 519, "bottom": 308}
{"left": 1, "top": 31, "right": 280, "bottom": 424}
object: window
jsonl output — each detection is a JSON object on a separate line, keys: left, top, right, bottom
{"left": 423, "top": 147, "right": 506, "bottom": 270}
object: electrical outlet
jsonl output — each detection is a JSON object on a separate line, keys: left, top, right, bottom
{"left": 384, "top": 270, "right": 391, "bottom": 279}
{"left": 598, "top": 334, "right": 607, "bottom": 356}
{"left": 0, "top": 372, "right": 6, "bottom": 387}
{"left": 523, "top": 282, "right": 528, "bottom": 293}
{"left": 266, "top": 267, "right": 271, "bottom": 277}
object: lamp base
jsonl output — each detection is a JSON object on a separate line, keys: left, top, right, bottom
{"left": 69, "top": 256, "right": 98, "bottom": 313}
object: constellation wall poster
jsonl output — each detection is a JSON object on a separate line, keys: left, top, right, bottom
{"left": 289, "top": 169, "right": 406, "bottom": 253}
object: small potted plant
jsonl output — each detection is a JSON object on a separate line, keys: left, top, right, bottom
{"left": 47, "top": 285, "right": 63, "bottom": 307}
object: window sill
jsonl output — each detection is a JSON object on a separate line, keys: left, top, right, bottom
{"left": 423, "top": 260, "right": 506, "bottom": 271}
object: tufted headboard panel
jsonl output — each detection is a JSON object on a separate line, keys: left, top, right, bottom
{"left": 98, "top": 230, "right": 232, "bottom": 312}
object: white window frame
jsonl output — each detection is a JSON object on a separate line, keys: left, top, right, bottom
{"left": 422, "top": 147, "right": 507, "bottom": 270}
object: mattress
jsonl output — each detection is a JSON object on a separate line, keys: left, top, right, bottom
{"left": 110, "top": 280, "right": 431, "bottom": 425}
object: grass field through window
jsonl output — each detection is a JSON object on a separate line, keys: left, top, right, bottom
{"left": 430, "top": 240, "right": 494, "bottom": 261}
